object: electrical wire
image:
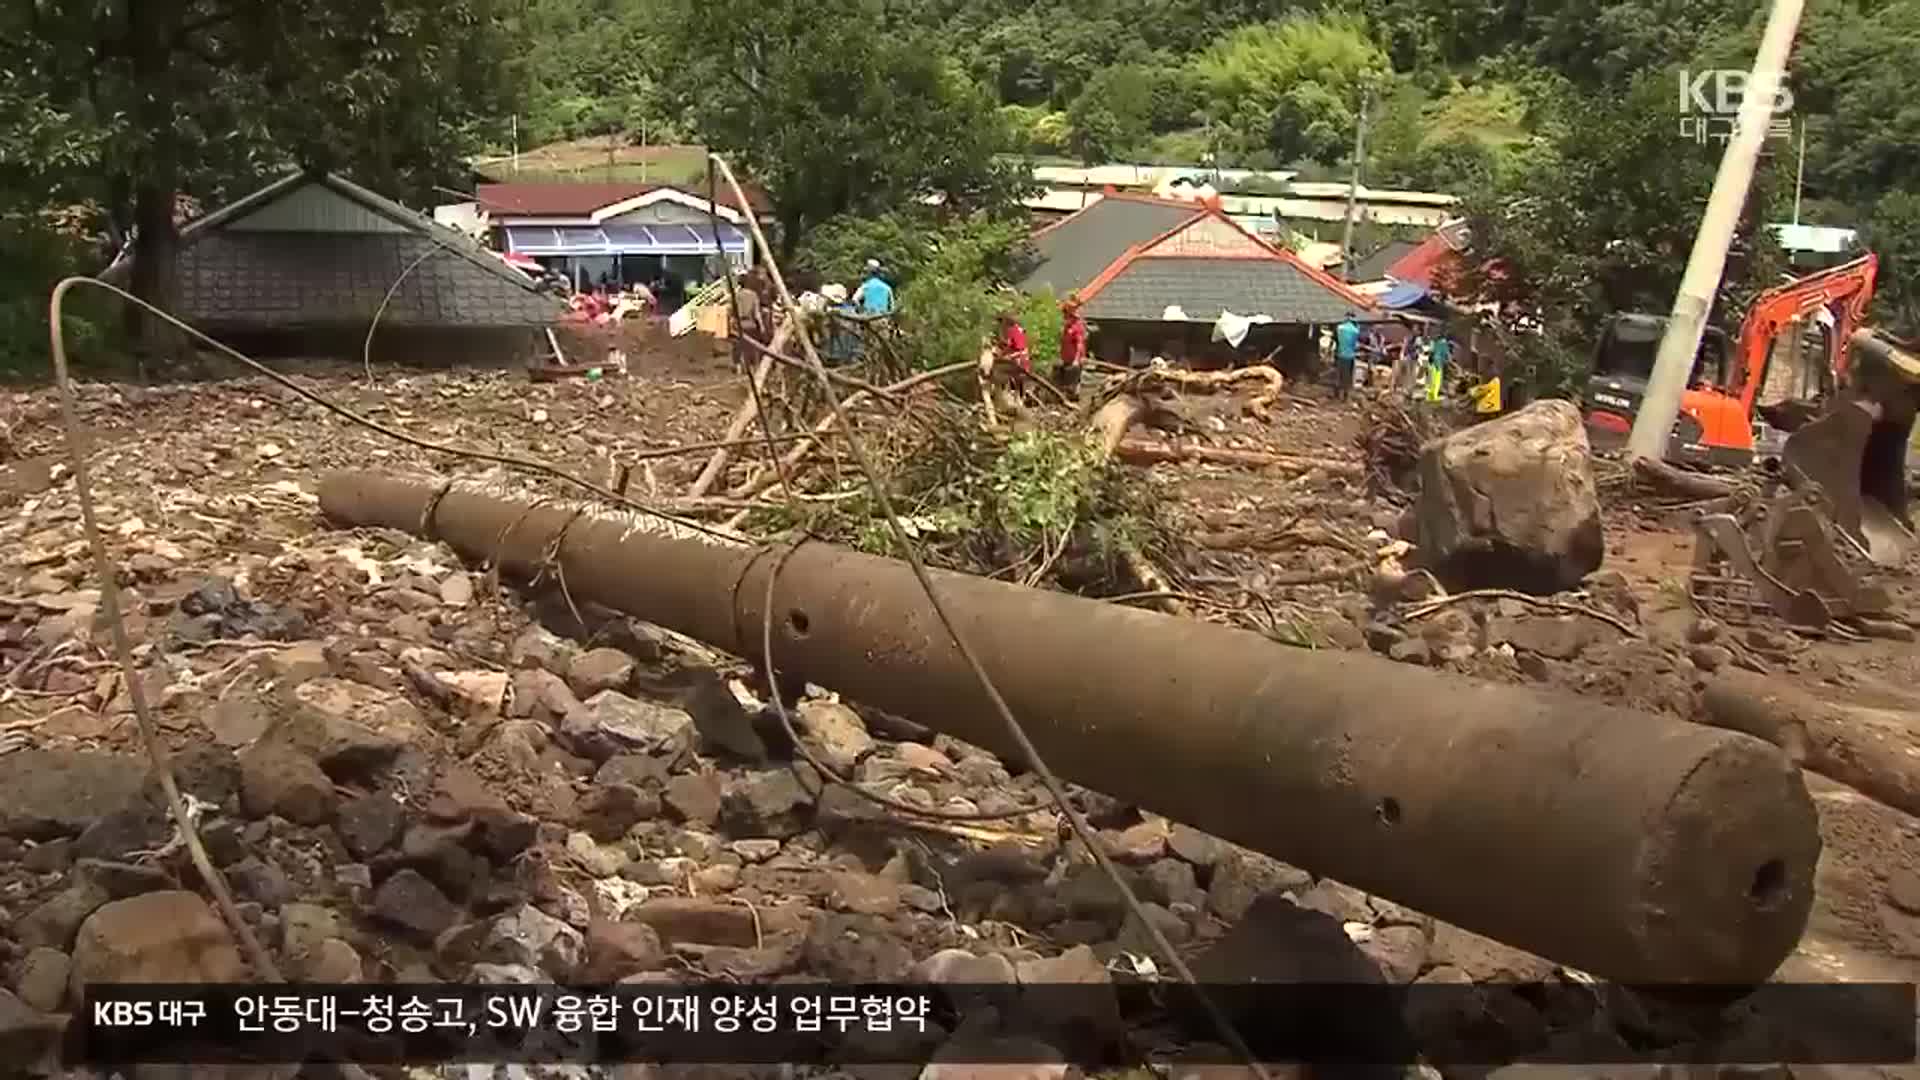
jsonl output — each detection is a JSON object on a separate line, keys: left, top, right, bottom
{"left": 701, "top": 154, "right": 1270, "bottom": 1079}
{"left": 702, "top": 162, "right": 1052, "bottom": 824}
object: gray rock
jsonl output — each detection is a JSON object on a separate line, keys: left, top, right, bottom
{"left": 18, "top": 876, "right": 110, "bottom": 951}
{"left": 682, "top": 669, "right": 767, "bottom": 761}
{"left": 306, "top": 938, "right": 365, "bottom": 983}
{"left": 1141, "top": 859, "right": 1204, "bottom": 909}
{"left": 662, "top": 773, "right": 723, "bottom": 826}
{"left": 1415, "top": 399, "right": 1604, "bottom": 594}
{"left": 228, "top": 856, "right": 293, "bottom": 908}
{"left": 1296, "top": 880, "right": 1372, "bottom": 925}
{"left": 370, "top": 869, "right": 461, "bottom": 942}
{"left": 484, "top": 904, "right": 586, "bottom": 975}
{"left": 914, "top": 949, "right": 1017, "bottom": 984}
{"left": 280, "top": 903, "right": 347, "bottom": 972}
{"left": 720, "top": 768, "right": 814, "bottom": 838}
{"left": 74, "top": 802, "right": 172, "bottom": 861}
{"left": 560, "top": 692, "right": 693, "bottom": 762}
{"left": 1166, "top": 824, "right": 1226, "bottom": 870}
{"left": 626, "top": 898, "right": 760, "bottom": 948}
{"left": 796, "top": 699, "right": 874, "bottom": 773}
{"left": 1426, "top": 921, "right": 1556, "bottom": 981}
{"left": 0, "top": 987, "right": 62, "bottom": 1067}
{"left": 0, "top": 750, "right": 146, "bottom": 840}
{"left": 274, "top": 677, "right": 416, "bottom": 778}
{"left": 13, "top": 948, "right": 70, "bottom": 1012}
{"left": 1205, "top": 848, "right": 1311, "bottom": 921}
{"left": 567, "top": 648, "right": 637, "bottom": 699}
{"left": 575, "top": 784, "right": 659, "bottom": 843}
{"left": 335, "top": 793, "right": 404, "bottom": 859}
{"left": 1360, "top": 924, "right": 1429, "bottom": 984}
{"left": 582, "top": 919, "right": 666, "bottom": 981}
{"left": 509, "top": 626, "right": 574, "bottom": 672}
{"left": 76, "top": 858, "right": 177, "bottom": 899}
{"left": 238, "top": 742, "right": 337, "bottom": 825}
{"left": 510, "top": 667, "right": 581, "bottom": 721}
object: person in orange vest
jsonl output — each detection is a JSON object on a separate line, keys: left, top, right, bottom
{"left": 1056, "top": 293, "right": 1088, "bottom": 393}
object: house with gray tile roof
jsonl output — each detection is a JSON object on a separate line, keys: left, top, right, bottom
{"left": 1020, "top": 193, "right": 1378, "bottom": 369}
{"left": 107, "top": 171, "right": 565, "bottom": 366}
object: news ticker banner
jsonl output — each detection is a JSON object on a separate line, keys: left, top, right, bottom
{"left": 72, "top": 982, "right": 1917, "bottom": 1067}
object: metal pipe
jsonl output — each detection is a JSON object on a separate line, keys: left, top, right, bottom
{"left": 320, "top": 470, "right": 1821, "bottom": 986}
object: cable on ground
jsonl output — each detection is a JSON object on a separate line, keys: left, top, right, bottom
{"left": 702, "top": 155, "right": 1271, "bottom": 1078}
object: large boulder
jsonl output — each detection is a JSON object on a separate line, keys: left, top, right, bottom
{"left": 1414, "top": 400, "right": 1604, "bottom": 594}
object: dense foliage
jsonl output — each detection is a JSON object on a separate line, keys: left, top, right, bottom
{"left": 3, "top": 0, "right": 1919, "bottom": 374}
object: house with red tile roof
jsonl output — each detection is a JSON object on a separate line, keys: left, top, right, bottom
{"left": 465, "top": 181, "right": 772, "bottom": 294}
{"left": 1018, "top": 191, "right": 1379, "bottom": 368}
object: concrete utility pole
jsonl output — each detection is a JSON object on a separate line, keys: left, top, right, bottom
{"left": 1338, "top": 90, "right": 1371, "bottom": 284}
{"left": 1627, "top": 0, "right": 1806, "bottom": 462}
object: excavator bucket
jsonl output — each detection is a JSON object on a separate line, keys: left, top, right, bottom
{"left": 1779, "top": 329, "right": 1920, "bottom": 567}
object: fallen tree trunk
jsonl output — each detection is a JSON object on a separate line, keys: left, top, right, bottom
{"left": 1147, "top": 364, "right": 1287, "bottom": 422}
{"left": 1701, "top": 669, "right": 1920, "bottom": 819}
{"left": 1115, "top": 439, "right": 1364, "bottom": 477}
{"left": 1088, "top": 394, "right": 1182, "bottom": 615}
{"left": 1092, "top": 395, "right": 1148, "bottom": 458}
{"left": 1632, "top": 456, "right": 1737, "bottom": 499}
{"left": 688, "top": 321, "right": 796, "bottom": 499}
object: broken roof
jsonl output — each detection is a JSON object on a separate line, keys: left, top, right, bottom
{"left": 114, "top": 171, "right": 563, "bottom": 330}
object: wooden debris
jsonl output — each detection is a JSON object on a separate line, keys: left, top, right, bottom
{"left": 1701, "top": 670, "right": 1920, "bottom": 819}
{"left": 1114, "top": 439, "right": 1363, "bottom": 477}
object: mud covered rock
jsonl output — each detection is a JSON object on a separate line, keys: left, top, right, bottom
{"left": 1415, "top": 400, "right": 1604, "bottom": 595}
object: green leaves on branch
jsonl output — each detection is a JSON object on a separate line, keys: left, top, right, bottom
{"left": 1194, "top": 15, "right": 1391, "bottom": 164}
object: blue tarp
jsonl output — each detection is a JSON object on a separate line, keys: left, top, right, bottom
{"left": 505, "top": 223, "right": 747, "bottom": 257}
{"left": 1378, "top": 280, "right": 1429, "bottom": 309}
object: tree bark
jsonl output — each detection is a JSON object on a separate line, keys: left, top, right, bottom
{"left": 124, "top": 0, "right": 186, "bottom": 371}
{"left": 1701, "top": 670, "right": 1920, "bottom": 818}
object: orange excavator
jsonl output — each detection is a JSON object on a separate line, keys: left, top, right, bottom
{"left": 1584, "top": 252, "right": 1879, "bottom": 468}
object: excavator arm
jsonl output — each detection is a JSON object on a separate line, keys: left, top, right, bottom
{"left": 1731, "top": 252, "right": 1878, "bottom": 418}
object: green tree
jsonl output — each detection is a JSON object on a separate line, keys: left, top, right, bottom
{"left": 3, "top": 0, "right": 519, "bottom": 350}
{"left": 1862, "top": 192, "right": 1920, "bottom": 335}
{"left": 655, "top": 0, "right": 1031, "bottom": 258}
{"left": 1193, "top": 15, "right": 1392, "bottom": 165}
{"left": 520, "top": 0, "right": 680, "bottom": 144}
{"left": 1456, "top": 69, "right": 1787, "bottom": 397}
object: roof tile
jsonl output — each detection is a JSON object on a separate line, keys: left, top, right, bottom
{"left": 1080, "top": 256, "right": 1361, "bottom": 326}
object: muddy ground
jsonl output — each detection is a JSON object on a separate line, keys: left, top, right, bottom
{"left": 1, "top": 341, "right": 1918, "bottom": 1079}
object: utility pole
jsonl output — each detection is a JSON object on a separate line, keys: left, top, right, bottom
{"left": 1627, "top": 0, "right": 1805, "bottom": 463}
{"left": 1339, "top": 90, "right": 1372, "bottom": 284}
{"left": 1792, "top": 121, "right": 1807, "bottom": 225}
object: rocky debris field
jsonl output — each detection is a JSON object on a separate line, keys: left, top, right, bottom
{"left": 0, "top": 361, "right": 1918, "bottom": 1079}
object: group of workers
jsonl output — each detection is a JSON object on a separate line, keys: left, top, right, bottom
{"left": 1329, "top": 310, "right": 1501, "bottom": 418}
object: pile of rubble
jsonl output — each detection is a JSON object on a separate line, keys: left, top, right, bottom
{"left": 0, "top": 362, "right": 1916, "bottom": 1077}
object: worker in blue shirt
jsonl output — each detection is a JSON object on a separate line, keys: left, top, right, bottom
{"left": 1332, "top": 311, "right": 1361, "bottom": 401}
{"left": 854, "top": 259, "right": 895, "bottom": 316}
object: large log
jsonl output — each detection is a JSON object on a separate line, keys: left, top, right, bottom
{"left": 320, "top": 469, "right": 1822, "bottom": 986}
{"left": 1701, "top": 669, "right": 1920, "bottom": 819}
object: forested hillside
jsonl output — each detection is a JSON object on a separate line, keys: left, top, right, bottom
{"left": 3, "top": 0, "right": 1917, "bottom": 378}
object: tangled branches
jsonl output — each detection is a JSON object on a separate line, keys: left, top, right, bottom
{"left": 1355, "top": 397, "right": 1446, "bottom": 497}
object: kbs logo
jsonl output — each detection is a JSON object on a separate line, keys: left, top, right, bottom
{"left": 94, "top": 1000, "right": 155, "bottom": 1025}
{"left": 1680, "top": 69, "right": 1794, "bottom": 116}
{"left": 1678, "top": 70, "right": 1794, "bottom": 145}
